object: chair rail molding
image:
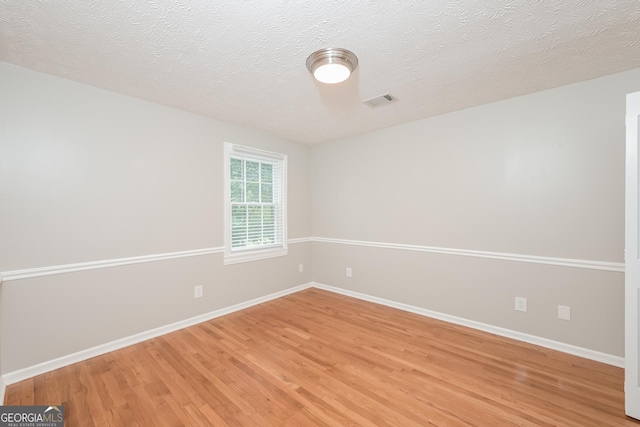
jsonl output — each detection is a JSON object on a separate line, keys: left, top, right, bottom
{"left": 312, "top": 237, "right": 624, "bottom": 273}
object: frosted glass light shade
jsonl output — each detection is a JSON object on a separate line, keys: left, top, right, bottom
{"left": 313, "top": 63, "right": 351, "bottom": 84}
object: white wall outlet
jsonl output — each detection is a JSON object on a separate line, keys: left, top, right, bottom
{"left": 299, "top": 264, "right": 304, "bottom": 273}
{"left": 558, "top": 305, "right": 571, "bottom": 320}
{"left": 515, "top": 297, "right": 527, "bottom": 312}
{"left": 346, "top": 267, "right": 352, "bottom": 277}
{"left": 194, "top": 285, "right": 203, "bottom": 299}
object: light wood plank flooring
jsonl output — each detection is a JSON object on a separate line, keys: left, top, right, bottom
{"left": 4, "top": 288, "right": 639, "bottom": 426}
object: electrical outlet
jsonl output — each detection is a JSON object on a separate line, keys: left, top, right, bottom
{"left": 558, "top": 305, "right": 571, "bottom": 320}
{"left": 299, "top": 264, "right": 304, "bottom": 273}
{"left": 515, "top": 297, "right": 527, "bottom": 312}
{"left": 194, "top": 285, "right": 203, "bottom": 299}
{"left": 346, "top": 267, "right": 352, "bottom": 277}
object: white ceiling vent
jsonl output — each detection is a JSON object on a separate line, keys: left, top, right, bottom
{"left": 364, "top": 94, "right": 398, "bottom": 108}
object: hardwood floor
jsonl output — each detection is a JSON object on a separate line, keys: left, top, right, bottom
{"left": 4, "top": 288, "right": 638, "bottom": 426}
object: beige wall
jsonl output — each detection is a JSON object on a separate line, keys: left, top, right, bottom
{"left": 312, "top": 243, "right": 623, "bottom": 354}
{"left": 0, "top": 63, "right": 311, "bottom": 271}
{"left": 1, "top": 248, "right": 310, "bottom": 372}
{"left": 311, "top": 68, "right": 640, "bottom": 357}
{"left": 2, "top": 61, "right": 638, "bottom": 375}
{"left": 0, "top": 63, "right": 312, "bottom": 373}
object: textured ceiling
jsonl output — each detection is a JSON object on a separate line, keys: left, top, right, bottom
{"left": 1, "top": 0, "right": 640, "bottom": 144}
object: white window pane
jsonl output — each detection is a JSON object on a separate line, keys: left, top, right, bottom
{"left": 246, "top": 182, "right": 259, "bottom": 202}
{"left": 231, "top": 205, "right": 247, "bottom": 248}
{"left": 231, "top": 181, "right": 244, "bottom": 202}
{"left": 246, "top": 161, "right": 259, "bottom": 182}
{"left": 225, "top": 143, "right": 286, "bottom": 262}
{"left": 230, "top": 158, "right": 243, "bottom": 180}
{"left": 261, "top": 183, "right": 273, "bottom": 203}
{"left": 261, "top": 163, "right": 273, "bottom": 183}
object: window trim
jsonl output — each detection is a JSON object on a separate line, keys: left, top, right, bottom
{"left": 223, "top": 142, "right": 287, "bottom": 265}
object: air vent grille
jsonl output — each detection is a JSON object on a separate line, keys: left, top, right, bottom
{"left": 364, "top": 94, "right": 397, "bottom": 108}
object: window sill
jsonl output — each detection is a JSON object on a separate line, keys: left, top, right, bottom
{"left": 224, "top": 246, "right": 288, "bottom": 265}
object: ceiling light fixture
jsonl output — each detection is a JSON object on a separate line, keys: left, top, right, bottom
{"left": 306, "top": 47, "right": 358, "bottom": 84}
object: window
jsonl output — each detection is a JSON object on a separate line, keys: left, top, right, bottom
{"left": 224, "top": 143, "right": 287, "bottom": 264}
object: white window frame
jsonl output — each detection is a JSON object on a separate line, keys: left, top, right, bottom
{"left": 224, "top": 142, "right": 287, "bottom": 265}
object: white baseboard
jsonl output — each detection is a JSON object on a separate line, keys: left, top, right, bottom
{"left": 312, "top": 282, "right": 625, "bottom": 368}
{"left": 1, "top": 282, "right": 313, "bottom": 386}
{"left": 1, "top": 279, "right": 623, "bottom": 388}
